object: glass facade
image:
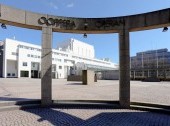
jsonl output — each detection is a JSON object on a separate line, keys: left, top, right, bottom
{"left": 130, "top": 48, "right": 170, "bottom": 80}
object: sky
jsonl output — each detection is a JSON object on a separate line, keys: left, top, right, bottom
{"left": 0, "top": 0, "right": 170, "bottom": 63}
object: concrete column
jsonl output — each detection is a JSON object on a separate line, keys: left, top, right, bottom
{"left": 3, "top": 43, "right": 7, "bottom": 78}
{"left": 17, "top": 64, "right": 20, "bottom": 78}
{"left": 41, "top": 26, "right": 53, "bottom": 106}
{"left": 29, "top": 63, "right": 31, "bottom": 78}
{"left": 156, "top": 70, "right": 159, "bottom": 78}
{"left": 164, "top": 70, "right": 166, "bottom": 79}
{"left": 119, "top": 29, "right": 130, "bottom": 108}
{"left": 3, "top": 58, "right": 6, "bottom": 78}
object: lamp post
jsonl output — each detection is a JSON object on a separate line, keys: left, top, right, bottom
{"left": 162, "top": 27, "right": 168, "bottom": 32}
{"left": 1, "top": 23, "right": 7, "bottom": 29}
{"left": 83, "top": 22, "right": 88, "bottom": 38}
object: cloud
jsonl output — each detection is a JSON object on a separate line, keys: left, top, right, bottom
{"left": 66, "top": 3, "right": 74, "bottom": 8}
{"left": 49, "top": 2, "right": 59, "bottom": 10}
{"left": 44, "top": 0, "right": 74, "bottom": 9}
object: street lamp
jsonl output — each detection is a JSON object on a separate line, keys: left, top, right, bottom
{"left": 83, "top": 22, "right": 88, "bottom": 38}
{"left": 162, "top": 27, "right": 168, "bottom": 32}
{"left": 1, "top": 23, "right": 7, "bottom": 29}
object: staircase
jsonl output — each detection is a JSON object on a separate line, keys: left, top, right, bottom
{"left": 131, "top": 102, "right": 170, "bottom": 114}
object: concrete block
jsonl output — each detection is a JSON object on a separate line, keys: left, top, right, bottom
{"left": 82, "top": 70, "right": 94, "bottom": 85}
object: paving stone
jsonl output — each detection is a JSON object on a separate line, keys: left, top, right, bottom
{"left": 0, "top": 108, "right": 169, "bottom": 126}
{"left": 0, "top": 79, "right": 170, "bottom": 125}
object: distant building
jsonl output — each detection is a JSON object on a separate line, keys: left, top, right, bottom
{"left": 57, "top": 38, "right": 95, "bottom": 59}
{"left": 130, "top": 48, "right": 170, "bottom": 80}
{"left": 0, "top": 38, "right": 118, "bottom": 78}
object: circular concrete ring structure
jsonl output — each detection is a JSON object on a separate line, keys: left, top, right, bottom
{"left": 0, "top": 4, "right": 169, "bottom": 108}
{"left": 0, "top": 4, "right": 170, "bottom": 33}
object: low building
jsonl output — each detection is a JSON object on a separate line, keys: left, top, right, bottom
{"left": 130, "top": 48, "right": 170, "bottom": 80}
{"left": 0, "top": 38, "right": 118, "bottom": 78}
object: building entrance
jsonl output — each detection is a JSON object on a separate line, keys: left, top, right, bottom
{"left": 31, "top": 70, "right": 39, "bottom": 78}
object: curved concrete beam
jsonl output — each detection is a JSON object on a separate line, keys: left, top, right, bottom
{"left": 0, "top": 4, "right": 170, "bottom": 33}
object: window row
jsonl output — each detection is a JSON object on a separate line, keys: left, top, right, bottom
{"left": 7, "top": 73, "right": 15, "bottom": 77}
{"left": 27, "top": 54, "right": 41, "bottom": 58}
{"left": 11, "top": 52, "right": 18, "bottom": 56}
{"left": 52, "top": 58, "right": 62, "bottom": 62}
{"left": 18, "top": 45, "right": 41, "bottom": 52}
{"left": 22, "top": 62, "right": 62, "bottom": 70}
{"left": 52, "top": 52, "right": 68, "bottom": 57}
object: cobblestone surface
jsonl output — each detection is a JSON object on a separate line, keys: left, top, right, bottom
{"left": 0, "top": 108, "right": 170, "bottom": 126}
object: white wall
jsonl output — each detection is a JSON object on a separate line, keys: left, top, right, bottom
{"left": 18, "top": 49, "right": 31, "bottom": 78}
{"left": 56, "top": 39, "right": 71, "bottom": 52}
{"left": 3, "top": 38, "right": 118, "bottom": 79}
{"left": 72, "top": 39, "right": 95, "bottom": 58}
{"left": 6, "top": 60, "right": 17, "bottom": 77}
{"left": 57, "top": 38, "right": 95, "bottom": 58}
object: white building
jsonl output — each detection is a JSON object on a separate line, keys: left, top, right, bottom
{"left": 0, "top": 38, "right": 118, "bottom": 78}
{"left": 57, "top": 38, "right": 95, "bottom": 58}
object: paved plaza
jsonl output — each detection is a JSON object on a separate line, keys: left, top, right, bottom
{"left": 0, "top": 78, "right": 170, "bottom": 105}
{"left": 0, "top": 78, "right": 170, "bottom": 126}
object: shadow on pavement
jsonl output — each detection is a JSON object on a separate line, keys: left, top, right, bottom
{"left": 0, "top": 97, "right": 37, "bottom": 101}
{"left": 24, "top": 108, "right": 83, "bottom": 126}
{"left": 23, "top": 108, "right": 170, "bottom": 126}
{"left": 66, "top": 83, "right": 83, "bottom": 85}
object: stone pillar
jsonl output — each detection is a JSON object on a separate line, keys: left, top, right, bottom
{"left": 41, "top": 26, "right": 53, "bottom": 106}
{"left": 119, "top": 29, "right": 130, "bottom": 108}
{"left": 82, "top": 70, "right": 94, "bottom": 85}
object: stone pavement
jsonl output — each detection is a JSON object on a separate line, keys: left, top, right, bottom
{"left": 0, "top": 78, "right": 170, "bottom": 105}
{"left": 0, "top": 78, "right": 170, "bottom": 125}
{"left": 0, "top": 108, "right": 170, "bottom": 126}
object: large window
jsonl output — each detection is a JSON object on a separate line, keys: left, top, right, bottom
{"left": 20, "top": 71, "right": 29, "bottom": 77}
{"left": 59, "top": 66, "right": 62, "bottom": 69}
{"left": 52, "top": 65, "right": 56, "bottom": 71}
{"left": 32, "top": 63, "right": 35, "bottom": 67}
{"left": 11, "top": 52, "right": 18, "bottom": 56}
